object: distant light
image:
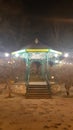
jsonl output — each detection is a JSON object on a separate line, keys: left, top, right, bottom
{"left": 55, "top": 54, "right": 58, "bottom": 57}
{"left": 5, "top": 53, "right": 10, "bottom": 57}
{"left": 59, "top": 61, "right": 62, "bottom": 64}
{"left": 8, "top": 61, "right": 12, "bottom": 64}
{"left": 70, "top": 63, "right": 72, "bottom": 65}
{"left": 64, "top": 53, "right": 69, "bottom": 58}
{"left": 51, "top": 76, "right": 54, "bottom": 79}
{"left": 8, "top": 61, "right": 10, "bottom": 64}
{"left": 15, "top": 53, "right": 19, "bottom": 57}
{"left": 63, "top": 62, "right": 66, "bottom": 64}
{"left": 55, "top": 60, "right": 59, "bottom": 63}
{"left": 12, "top": 60, "right": 15, "bottom": 63}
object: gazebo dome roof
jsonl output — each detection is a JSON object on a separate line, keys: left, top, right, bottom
{"left": 23, "top": 38, "right": 49, "bottom": 49}
{"left": 11, "top": 38, "right": 62, "bottom": 57}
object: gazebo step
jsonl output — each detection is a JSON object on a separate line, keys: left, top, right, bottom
{"left": 27, "top": 91, "right": 49, "bottom": 93}
{"left": 26, "top": 94, "right": 51, "bottom": 99}
{"left": 26, "top": 82, "right": 51, "bottom": 98}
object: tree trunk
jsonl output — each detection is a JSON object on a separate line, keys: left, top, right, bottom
{"left": 7, "top": 80, "right": 12, "bottom": 98}
{"left": 65, "top": 83, "right": 70, "bottom": 96}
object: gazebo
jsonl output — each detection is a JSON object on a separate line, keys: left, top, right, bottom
{"left": 11, "top": 39, "right": 62, "bottom": 98}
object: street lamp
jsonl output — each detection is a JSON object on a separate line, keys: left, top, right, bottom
{"left": 64, "top": 53, "right": 69, "bottom": 58}
{"left": 4, "top": 52, "right": 10, "bottom": 57}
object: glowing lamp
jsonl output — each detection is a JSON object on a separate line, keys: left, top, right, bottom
{"left": 5, "top": 53, "right": 10, "bottom": 57}
{"left": 15, "top": 53, "right": 19, "bottom": 57}
{"left": 64, "top": 53, "right": 69, "bottom": 58}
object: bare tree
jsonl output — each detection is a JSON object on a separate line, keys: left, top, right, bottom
{"left": 49, "top": 64, "right": 73, "bottom": 96}
{"left": 0, "top": 57, "right": 26, "bottom": 97}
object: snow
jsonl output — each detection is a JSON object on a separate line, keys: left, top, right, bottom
{"left": 0, "top": 82, "right": 72, "bottom": 130}
{"left": 0, "top": 92, "right": 73, "bottom": 130}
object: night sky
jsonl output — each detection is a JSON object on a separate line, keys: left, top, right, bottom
{"left": 0, "top": 0, "right": 73, "bottom": 52}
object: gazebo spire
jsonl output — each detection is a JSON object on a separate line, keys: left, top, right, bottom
{"left": 35, "top": 38, "right": 39, "bottom": 44}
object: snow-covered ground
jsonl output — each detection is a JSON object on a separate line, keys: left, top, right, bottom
{"left": 0, "top": 94, "right": 73, "bottom": 129}
{"left": 0, "top": 83, "right": 73, "bottom": 130}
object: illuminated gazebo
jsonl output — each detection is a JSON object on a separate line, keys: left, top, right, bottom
{"left": 11, "top": 39, "right": 62, "bottom": 98}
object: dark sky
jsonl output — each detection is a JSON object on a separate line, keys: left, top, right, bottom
{"left": 0, "top": 0, "right": 73, "bottom": 52}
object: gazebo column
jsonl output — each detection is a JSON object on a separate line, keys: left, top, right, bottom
{"left": 46, "top": 52, "right": 49, "bottom": 77}
{"left": 41, "top": 60, "right": 45, "bottom": 79}
{"left": 45, "top": 52, "right": 49, "bottom": 82}
{"left": 46, "top": 52, "right": 51, "bottom": 94}
{"left": 25, "top": 53, "right": 30, "bottom": 86}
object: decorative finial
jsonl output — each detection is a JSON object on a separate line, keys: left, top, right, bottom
{"left": 35, "top": 38, "right": 39, "bottom": 44}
